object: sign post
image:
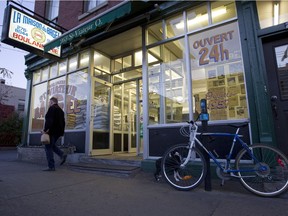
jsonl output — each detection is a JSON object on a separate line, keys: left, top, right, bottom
{"left": 199, "top": 99, "right": 211, "bottom": 191}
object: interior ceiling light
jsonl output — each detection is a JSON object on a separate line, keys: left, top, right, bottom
{"left": 273, "top": 2, "right": 280, "bottom": 25}
{"left": 176, "top": 7, "right": 227, "bottom": 29}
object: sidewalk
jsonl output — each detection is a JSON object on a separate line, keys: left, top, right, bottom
{"left": 1, "top": 150, "right": 288, "bottom": 216}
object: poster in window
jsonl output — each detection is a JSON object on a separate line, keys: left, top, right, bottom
{"left": 208, "top": 70, "right": 216, "bottom": 79}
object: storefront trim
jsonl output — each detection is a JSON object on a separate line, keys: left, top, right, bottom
{"left": 44, "top": 1, "right": 132, "bottom": 52}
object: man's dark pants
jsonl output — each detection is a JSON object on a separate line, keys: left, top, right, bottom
{"left": 44, "top": 135, "right": 64, "bottom": 169}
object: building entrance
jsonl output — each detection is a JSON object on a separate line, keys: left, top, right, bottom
{"left": 90, "top": 78, "right": 113, "bottom": 155}
{"left": 263, "top": 33, "right": 288, "bottom": 155}
{"left": 113, "top": 80, "right": 142, "bottom": 154}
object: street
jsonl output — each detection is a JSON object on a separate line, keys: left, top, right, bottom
{"left": 0, "top": 150, "right": 288, "bottom": 216}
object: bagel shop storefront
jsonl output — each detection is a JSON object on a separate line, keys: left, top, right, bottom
{"left": 2, "top": 1, "right": 287, "bottom": 163}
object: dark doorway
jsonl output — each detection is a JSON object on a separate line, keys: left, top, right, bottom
{"left": 263, "top": 33, "right": 288, "bottom": 155}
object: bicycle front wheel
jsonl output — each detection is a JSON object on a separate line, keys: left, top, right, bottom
{"left": 235, "top": 144, "right": 288, "bottom": 197}
{"left": 161, "top": 144, "right": 207, "bottom": 191}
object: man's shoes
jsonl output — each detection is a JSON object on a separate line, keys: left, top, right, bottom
{"left": 60, "top": 155, "right": 67, "bottom": 165}
{"left": 43, "top": 168, "right": 55, "bottom": 171}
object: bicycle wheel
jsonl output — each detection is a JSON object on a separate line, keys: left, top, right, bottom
{"left": 161, "top": 144, "right": 207, "bottom": 191}
{"left": 235, "top": 144, "right": 288, "bottom": 197}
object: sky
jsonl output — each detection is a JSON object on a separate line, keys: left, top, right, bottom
{"left": 0, "top": 0, "right": 35, "bottom": 89}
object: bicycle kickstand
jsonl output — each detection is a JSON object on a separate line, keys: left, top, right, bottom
{"left": 221, "top": 179, "right": 225, "bottom": 186}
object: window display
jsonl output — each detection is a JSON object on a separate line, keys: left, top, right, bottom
{"left": 66, "top": 70, "right": 88, "bottom": 130}
{"left": 190, "top": 22, "right": 248, "bottom": 120}
{"left": 31, "top": 82, "right": 47, "bottom": 131}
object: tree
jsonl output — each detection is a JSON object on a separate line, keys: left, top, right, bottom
{"left": 0, "top": 67, "right": 13, "bottom": 79}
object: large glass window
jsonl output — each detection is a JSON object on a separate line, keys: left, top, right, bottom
{"left": 166, "top": 13, "right": 184, "bottom": 38}
{"left": 94, "top": 51, "right": 111, "bottom": 73}
{"left": 49, "top": 63, "right": 58, "bottom": 79}
{"left": 31, "top": 82, "right": 47, "bottom": 132}
{"left": 211, "top": 1, "right": 236, "bottom": 24}
{"left": 59, "top": 60, "right": 67, "bottom": 75}
{"left": 257, "top": 0, "right": 288, "bottom": 29}
{"left": 147, "top": 21, "right": 163, "bottom": 45}
{"left": 148, "top": 39, "right": 189, "bottom": 125}
{"left": 187, "top": 4, "right": 209, "bottom": 32}
{"left": 47, "top": 76, "right": 66, "bottom": 109}
{"left": 189, "top": 22, "right": 248, "bottom": 121}
{"left": 79, "top": 51, "right": 90, "bottom": 68}
{"left": 33, "top": 70, "right": 41, "bottom": 84}
{"left": 66, "top": 70, "right": 88, "bottom": 130}
{"left": 69, "top": 55, "right": 78, "bottom": 71}
{"left": 41, "top": 67, "right": 49, "bottom": 81}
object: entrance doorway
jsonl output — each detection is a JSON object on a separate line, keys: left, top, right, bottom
{"left": 263, "top": 33, "right": 288, "bottom": 155}
{"left": 90, "top": 78, "right": 112, "bottom": 155}
{"left": 113, "top": 80, "right": 142, "bottom": 154}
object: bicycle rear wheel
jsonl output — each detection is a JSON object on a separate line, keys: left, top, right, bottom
{"left": 235, "top": 144, "right": 288, "bottom": 197}
{"left": 161, "top": 144, "right": 207, "bottom": 191}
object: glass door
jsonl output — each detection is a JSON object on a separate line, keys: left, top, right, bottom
{"left": 113, "top": 80, "right": 141, "bottom": 153}
{"left": 90, "top": 78, "right": 112, "bottom": 155}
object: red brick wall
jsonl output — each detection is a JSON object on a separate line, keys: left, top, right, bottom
{"left": 34, "top": 0, "right": 124, "bottom": 31}
{"left": 0, "top": 104, "right": 15, "bottom": 119}
{"left": 34, "top": 0, "right": 46, "bottom": 22}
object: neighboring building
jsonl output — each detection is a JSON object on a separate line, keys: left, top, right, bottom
{"left": 0, "top": 79, "right": 26, "bottom": 118}
{"left": 2, "top": 1, "right": 287, "bottom": 161}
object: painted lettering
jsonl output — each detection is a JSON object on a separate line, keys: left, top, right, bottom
{"left": 13, "top": 11, "right": 21, "bottom": 23}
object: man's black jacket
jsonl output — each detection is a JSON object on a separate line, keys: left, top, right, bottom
{"left": 44, "top": 104, "right": 65, "bottom": 137}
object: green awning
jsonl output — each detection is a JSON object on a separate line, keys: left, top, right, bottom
{"left": 44, "top": 2, "right": 132, "bottom": 52}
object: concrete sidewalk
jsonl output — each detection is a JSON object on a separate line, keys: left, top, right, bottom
{"left": 0, "top": 150, "right": 288, "bottom": 216}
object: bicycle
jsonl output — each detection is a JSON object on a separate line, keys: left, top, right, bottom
{"left": 161, "top": 120, "right": 288, "bottom": 197}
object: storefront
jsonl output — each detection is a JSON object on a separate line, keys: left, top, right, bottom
{"left": 3, "top": 1, "right": 287, "bottom": 161}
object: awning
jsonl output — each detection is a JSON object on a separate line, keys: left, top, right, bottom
{"left": 44, "top": 1, "right": 132, "bottom": 53}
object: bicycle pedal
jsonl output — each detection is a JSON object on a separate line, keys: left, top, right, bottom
{"left": 182, "top": 175, "right": 192, "bottom": 180}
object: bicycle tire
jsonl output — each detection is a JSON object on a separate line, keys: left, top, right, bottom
{"left": 161, "top": 144, "right": 207, "bottom": 191}
{"left": 235, "top": 144, "right": 288, "bottom": 197}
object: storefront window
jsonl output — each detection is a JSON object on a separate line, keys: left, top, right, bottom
{"left": 66, "top": 70, "right": 88, "bottom": 130}
{"left": 123, "top": 55, "right": 132, "bottom": 69}
{"left": 113, "top": 58, "right": 122, "bottom": 73}
{"left": 94, "top": 68, "right": 110, "bottom": 82}
{"left": 49, "top": 63, "right": 58, "bottom": 79}
{"left": 166, "top": 13, "right": 184, "bottom": 38}
{"left": 189, "top": 22, "right": 248, "bottom": 121}
{"left": 211, "top": 1, "right": 236, "bottom": 24}
{"left": 94, "top": 51, "right": 111, "bottom": 73}
{"left": 69, "top": 55, "right": 77, "bottom": 71}
{"left": 31, "top": 82, "right": 47, "bottom": 132}
{"left": 33, "top": 70, "right": 41, "bottom": 84}
{"left": 47, "top": 76, "right": 66, "bottom": 109}
{"left": 257, "top": 0, "right": 288, "bottom": 29}
{"left": 147, "top": 21, "right": 163, "bottom": 45}
{"left": 41, "top": 67, "right": 49, "bottom": 81}
{"left": 59, "top": 60, "right": 67, "bottom": 75}
{"left": 135, "top": 51, "right": 142, "bottom": 67}
{"left": 187, "top": 4, "right": 208, "bottom": 32}
{"left": 79, "top": 51, "right": 90, "bottom": 68}
{"left": 148, "top": 38, "right": 189, "bottom": 125}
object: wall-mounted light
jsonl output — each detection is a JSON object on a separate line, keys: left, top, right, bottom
{"left": 273, "top": 1, "right": 280, "bottom": 25}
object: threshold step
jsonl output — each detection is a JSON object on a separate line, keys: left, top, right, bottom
{"left": 68, "top": 162, "right": 141, "bottom": 176}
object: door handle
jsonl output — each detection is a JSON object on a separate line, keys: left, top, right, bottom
{"left": 271, "top": 95, "right": 277, "bottom": 102}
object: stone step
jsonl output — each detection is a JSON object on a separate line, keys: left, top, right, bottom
{"left": 68, "top": 162, "right": 141, "bottom": 177}
{"left": 78, "top": 155, "right": 142, "bottom": 167}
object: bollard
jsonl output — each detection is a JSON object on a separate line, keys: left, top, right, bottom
{"left": 199, "top": 99, "right": 211, "bottom": 191}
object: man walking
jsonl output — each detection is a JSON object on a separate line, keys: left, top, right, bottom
{"left": 42, "top": 97, "right": 67, "bottom": 171}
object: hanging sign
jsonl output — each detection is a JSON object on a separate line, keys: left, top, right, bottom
{"left": 1, "top": 5, "right": 62, "bottom": 58}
